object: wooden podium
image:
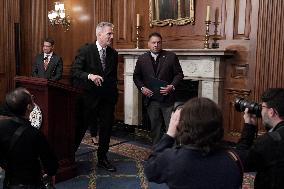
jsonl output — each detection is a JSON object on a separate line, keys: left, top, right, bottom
{"left": 14, "top": 76, "right": 81, "bottom": 181}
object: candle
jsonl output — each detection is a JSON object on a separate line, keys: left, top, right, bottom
{"left": 206, "top": 5, "right": 210, "bottom": 21}
{"left": 136, "top": 14, "right": 140, "bottom": 27}
{"left": 215, "top": 8, "right": 219, "bottom": 23}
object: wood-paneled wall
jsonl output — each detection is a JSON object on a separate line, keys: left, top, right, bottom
{"left": 0, "top": 0, "right": 19, "bottom": 102}
{"left": 253, "top": 0, "right": 284, "bottom": 98}
{"left": 1, "top": 0, "right": 284, "bottom": 141}
{"left": 19, "top": 0, "right": 48, "bottom": 77}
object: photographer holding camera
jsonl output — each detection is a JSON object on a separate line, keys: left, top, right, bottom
{"left": 145, "top": 97, "right": 242, "bottom": 189}
{"left": 236, "top": 88, "right": 284, "bottom": 189}
{"left": 0, "top": 88, "right": 58, "bottom": 189}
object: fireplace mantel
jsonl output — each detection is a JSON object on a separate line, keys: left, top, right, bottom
{"left": 118, "top": 49, "right": 235, "bottom": 56}
{"left": 117, "top": 49, "right": 235, "bottom": 125}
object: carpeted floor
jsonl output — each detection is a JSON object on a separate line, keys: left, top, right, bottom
{"left": 0, "top": 131, "right": 255, "bottom": 189}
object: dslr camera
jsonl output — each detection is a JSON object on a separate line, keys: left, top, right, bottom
{"left": 234, "top": 97, "right": 262, "bottom": 118}
{"left": 173, "top": 101, "right": 184, "bottom": 112}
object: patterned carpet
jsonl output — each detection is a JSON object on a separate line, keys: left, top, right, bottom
{"left": 57, "top": 133, "right": 255, "bottom": 189}
{"left": 0, "top": 132, "right": 255, "bottom": 189}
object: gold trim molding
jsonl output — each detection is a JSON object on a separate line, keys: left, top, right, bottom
{"left": 149, "top": 0, "right": 195, "bottom": 27}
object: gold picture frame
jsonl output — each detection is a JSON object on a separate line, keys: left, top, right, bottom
{"left": 149, "top": 0, "right": 195, "bottom": 27}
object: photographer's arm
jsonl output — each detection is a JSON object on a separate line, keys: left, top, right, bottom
{"left": 144, "top": 110, "right": 181, "bottom": 183}
{"left": 236, "top": 108, "right": 258, "bottom": 150}
{"left": 236, "top": 108, "right": 260, "bottom": 172}
{"left": 166, "top": 109, "right": 181, "bottom": 138}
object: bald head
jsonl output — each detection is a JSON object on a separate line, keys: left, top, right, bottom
{"left": 5, "top": 87, "right": 33, "bottom": 116}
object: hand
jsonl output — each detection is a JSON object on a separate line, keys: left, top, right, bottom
{"left": 167, "top": 108, "right": 181, "bottom": 138}
{"left": 160, "top": 85, "right": 174, "bottom": 95}
{"left": 141, "top": 87, "right": 153, "bottom": 97}
{"left": 89, "top": 74, "right": 104, "bottom": 86}
{"left": 42, "top": 174, "right": 55, "bottom": 188}
{"left": 243, "top": 108, "right": 257, "bottom": 125}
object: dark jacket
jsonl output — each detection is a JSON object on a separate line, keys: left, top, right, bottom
{"left": 145, "top": 135, "right": 242, "bottom": 189}
{"left": 32, "top": 52, "right": 63, "bottom": 81}
{"left": 133, "top": 50, "right": 184, "bottom": 104}
{"left": 70, "top": 43, "right": 118, "bottom": 103}
{"left": 0, "top": 117, "right": 58, "bottom": 185}
{"left": 236, "top": 121, "right": 284, "bottom": 189}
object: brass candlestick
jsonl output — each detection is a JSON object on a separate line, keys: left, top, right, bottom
{"left": 204, "top": 20, "right": 211, "bottom": 49}
{"left": 136, "top": 26, "right": 141, "bottom": 49}
{"left": 212, "top": 21, "right": 220, "bottom": 49}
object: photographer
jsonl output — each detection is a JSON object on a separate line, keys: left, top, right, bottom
{"left": 0, "top": 88, "right": 58, "bottom": 189}
{"left": 236, "top": 88, "right": 284, "bottom": 189}
{"left": 144, "top": 97, "right": 242, "bottom": 189}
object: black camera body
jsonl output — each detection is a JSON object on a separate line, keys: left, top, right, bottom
{"left": 173, "top": 101, "right": 184, "bottom": 112}
{"left": 234, "top": 97, "right": 262, "bottom": 118}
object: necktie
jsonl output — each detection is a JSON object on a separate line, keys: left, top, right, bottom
{"left": 100, "top": 48, "right": 106, "bottom": 70}
{"left": 44, "top": 55, "right": 49, "bottom": 70}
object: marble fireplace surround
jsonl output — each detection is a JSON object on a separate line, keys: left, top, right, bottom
{"left": 117, "top": 49, "right": 235, "bottom": 125}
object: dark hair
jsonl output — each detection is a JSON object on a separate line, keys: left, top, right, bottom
{"left": 148, "top": 32, "right": 162, "bottom": 40}
{"left": 177, "top": 97, "right": 224, "bottom": 155}
{"left": 261, "top": 88, "right": 284, "bottom": 119}
{"left": 44, "top": 37, "right": 55, "bottom": 46}
{"left": 5, "top": 87, "right": 32, "bottom": 116}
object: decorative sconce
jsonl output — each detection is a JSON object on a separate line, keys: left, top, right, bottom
{"left": 48, "top": 2, "right": 71, "bottom": 31}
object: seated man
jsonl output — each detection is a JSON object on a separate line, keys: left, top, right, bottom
{"left": 0, "top": 87, "right": 58, "bottom": 188}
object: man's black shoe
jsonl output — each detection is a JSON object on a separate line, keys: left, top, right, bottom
{"left": 97, "top": 159, "right": 117, "bottom": 172}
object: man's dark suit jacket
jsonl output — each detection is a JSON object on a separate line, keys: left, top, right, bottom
{"left": 0, "top": 117, "right": 58, "bottom": 184}
{"left": 133, "top": 50, "right": 184, "bottom": 103}
{"left": 70, "top": 43, "right": 118, "bottom": 103}
{"left": 236, "top": 121, "right": 284, "bottom": 189}
{"left": 70, "top": 43, "right": 118, "bottom": 152}
{"left": 32, "top": 53, "right": 63, "bottom": 81}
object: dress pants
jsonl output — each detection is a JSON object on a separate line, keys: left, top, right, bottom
{"left": 74, "top": 93, "right": 115, "bottom": 160}
{"left": 147, "top": 101, "right": 173, "bottom": 145}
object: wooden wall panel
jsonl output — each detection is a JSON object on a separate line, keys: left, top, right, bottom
{"left": 253, "top": 0, "right": 284, "bottom": 102}
{"left": 233, "top": 0, "right": 251, "bottom": 39}
{"left": 0, "top": 0, "right": 5, "bottom": 74}
{"left": 112, "top": 0, "right": 135, "bottom": 49}
{"left": 19, "top": 0, "right": 47, "bottom": 77}
{"left": 0, "top": 0, "right": 20, "bottom": 103}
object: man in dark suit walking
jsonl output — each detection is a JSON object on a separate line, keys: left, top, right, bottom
{"left": 32, "top": 37, "right": 63, "bottom": 81}
{"left": 70, "top": 22, "right": 118, "bottom": 172}
{"left": 133, "top": 32, "right": 184, "bottom": 145}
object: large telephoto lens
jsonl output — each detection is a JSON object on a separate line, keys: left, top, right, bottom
{"left": 234, "top": 97, "right": 262, "bottom": 118}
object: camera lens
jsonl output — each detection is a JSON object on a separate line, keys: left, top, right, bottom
{"left": 234, "top": 97, "right": 262, "bottom": 118}
{"left": 173, "top": 101, "right": 184, "bottom": 112}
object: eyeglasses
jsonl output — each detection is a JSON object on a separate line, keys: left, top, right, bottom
{"left": 43, "top": 45, "right": 52, "bottom": 48}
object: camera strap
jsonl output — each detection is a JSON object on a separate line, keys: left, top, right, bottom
{"left": 227, "top": 149, "right": 244, "bottom": 182}
{"left": 3, "top": 118, "right": 28, "bottom": 186}
{"left": 4, "top": 118, "right": 28, "bottom": 168}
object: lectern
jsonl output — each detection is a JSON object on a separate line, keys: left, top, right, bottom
{"left": 14, "top": 76, "right": 80, "bottom": 181}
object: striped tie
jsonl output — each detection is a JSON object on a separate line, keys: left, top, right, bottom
{"left": 100, "top": 48, "right": 106, "bottom": 70}
{"left": 44, "top": 54, "right": 49, "bottom": 70}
